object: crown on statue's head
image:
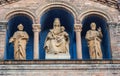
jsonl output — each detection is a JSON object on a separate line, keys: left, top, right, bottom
{"left": 53, "top": 18, "right": 61, "bottom": 26}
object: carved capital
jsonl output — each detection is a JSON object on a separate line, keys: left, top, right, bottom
{"left": 74, "top": 24, "right": 82, "bottom": 32}
{"left": 0, "top": 21, "right": 8, "bottom": 31}
{"left": 32, "top": 24, "right": 41, "bottom": 32}
{"left": 0, "top": 21, "right": 8, "bottom": 25}
{"left": 107, "top": 21, "right": 117, "bottom": 28}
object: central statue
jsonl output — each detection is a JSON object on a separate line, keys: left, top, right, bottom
{"left": 44, "top": 18, "right": 70, "bottom": 59}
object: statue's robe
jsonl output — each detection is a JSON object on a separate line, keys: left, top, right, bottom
{"left": 9, "top": 31, "right": 29, "bottom": 60}
{"left": 85, "top": 30, "right": 103, "bottom": 59}
{"left": 44, "top": 30, "right": 69, "bottom": 54}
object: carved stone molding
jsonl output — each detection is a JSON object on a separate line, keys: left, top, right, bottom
{"left": 0, "top": 21, "right": 8, "bottom": 31}
{"left": 32, "top": 24, "right": 41, "bottom": 32}
{"left": 0, "top": 0, "right": 21, "bottom": 6}
{"left": 37, "top": 2, "right": 78, "bottom": 23}
{"left": 0, "top": 60, "right": 119, "bottom": 64}
{"left": 5, "top": 10, "right": 36, "bottom": 24}
{"left": 107, "top": 21, "right": 117, "bottom": 30}
{"left": 74, "top": 24, "right": 82, "bottom": 32}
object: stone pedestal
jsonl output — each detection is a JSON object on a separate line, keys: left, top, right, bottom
{"left": 33, "top": 24, "right": 40, "bottom": 59}
{"left": 46, "top": 53, "right": 70, "bottom": 59}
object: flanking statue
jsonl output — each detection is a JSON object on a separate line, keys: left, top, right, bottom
{"left": 9, "top": 24, "right": 29, "bottom": 60}
{"left": 85, "top": 22, "right": 103, "bottom": 59}
{"left": 44, "top": 18, "right": 70, "bottom": 59}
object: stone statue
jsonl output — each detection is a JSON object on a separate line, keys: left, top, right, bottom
{"left": 9, "top": 24, "right": 29, "bottom": 60}
{"left": 44, "top": 18, "right": 70, "bottom": 59}
{"left": 85, "top": 22, "right": 103, "bottom": 59}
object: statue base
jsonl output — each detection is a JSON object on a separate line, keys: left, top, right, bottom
{"left": 45, "top": 53, "right": 70, "bottom": 59}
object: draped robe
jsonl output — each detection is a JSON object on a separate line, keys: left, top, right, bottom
{"left": 44, "top": 29, "right": 69, "bottom": 54}
{"left": 9, "top": 31, "right": 29, "bottom": 60}
{"left": 85, "top": 30, "right": 103, "bottom": 59}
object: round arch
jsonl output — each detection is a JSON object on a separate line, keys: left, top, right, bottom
{"left": 5, "top": 13, "right": 34, "bottom": 60}
{"left": 36, "top": 2, "right": 78, "bottom": 23}
{"left": 81, "top": 13, "right": 112, "bottom": 59}
{"left": 5, "top": 10, "right": 36, "bottom": 23}
{"left": 79, "top": 9, "right": 113, "bottom": 22}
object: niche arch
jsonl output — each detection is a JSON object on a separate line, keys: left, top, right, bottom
{"left": 39, "top": 7, "right": 77, "bottom": 59}
{"left": 5, "top": 13, "right": 34, "bottom": 60}
{"left": 81, "top": 14, "right": 112, "bottom": 59}
{"left": 5, "top": 9, "right": 36, "bottom": 23}
{"left": 37, "top": 2, "right": 78, "bottom": 23}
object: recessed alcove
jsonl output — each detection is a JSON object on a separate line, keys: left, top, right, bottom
{"left": 5, "top": 14, "right": 33, "bottom": 60}
{"left": 4, "top": 11, "right": 112, "bottom": 60}
{"left": 81, "top": 14, "right": 112, "bottom": 59}
{"left": 40, "top": 8, "right": 77, "bottom": 59}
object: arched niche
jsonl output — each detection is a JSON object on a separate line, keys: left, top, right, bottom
{"left": 81, "top": 14, "right": 112, "bottom": 59}
{"left": 39, "top": 7, "right": 77, "bottom": 59}
{"left": 5, "top": 14, "right": 34, "bottom": 60}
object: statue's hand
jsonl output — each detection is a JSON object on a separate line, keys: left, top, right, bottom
{"left": 98, "top": 27, "right": 101, "bottom": 32}
{"left": 9, "top": 38, "right": 14, "bottom": 43}
{"left": 44, "top": 46, "right": 49, "bottom": 53}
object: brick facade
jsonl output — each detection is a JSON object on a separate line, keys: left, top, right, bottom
{"left": 0, "top": 0, "right": 120, "bottom": 76}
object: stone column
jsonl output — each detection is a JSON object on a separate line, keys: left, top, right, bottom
{"left": 108, "top": 21, "right": 120, "bottom": 59}
{"left": 74, "top": 24, "right": 82, "bottom": 59}
{"left": 0, "top": 21, "right": 7, "bottom": 60}
{"left": 33, "top": 24, "right": 41, "bottom": 59}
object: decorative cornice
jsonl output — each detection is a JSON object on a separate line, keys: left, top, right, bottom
{"left": 0, "top": 0, "right": 21, "bottom": 6}
{"left": 0, "top": 60, "right": 120, "bottom": 65}
{"left": 90, "top": 0, "right": 119, "bottom": 11}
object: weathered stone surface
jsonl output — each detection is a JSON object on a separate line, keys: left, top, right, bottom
{"left": 0, "top": 60, "right": 119, "bottom": 76}
{"left": 0, "top": 0, "right": 119, "bottom": 60}
{"left": 0, "top": 0, "right": 119, "bottom": 76}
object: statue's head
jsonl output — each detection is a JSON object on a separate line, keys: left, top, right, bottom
{"left": 90, "top": 22, "right": 96, "bottom": 30}
{"left": 53, "top": 18, "right": 61, "bottom": 27}
{"left": 17, "top": 24, "right": 24, "bottom": 31}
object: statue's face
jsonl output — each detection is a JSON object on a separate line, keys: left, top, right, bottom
{"left": 91, "top": 23, "right": 96, "bottom": 30}
{"left": 53, "top": 18, "right": 61, "bottom": 27}
{"left": 18, "top": 26, "right": 23, "bottom": 31}
{"left": 17, "top": 24, "right": 24, "bottom": 31}
{"left": 53, "top": 18, "right": 61, "bottom": 34}
{"left": 54, "top": 21, "right": 60, "bottom": 26}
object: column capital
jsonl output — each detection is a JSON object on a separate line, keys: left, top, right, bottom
{"left": 107, "top": 21, "right": 117, "bottom": 25}
{"left": 107, "top": 21, "right": 117, "bottom": 28}
{"left": 0, "top": 21, "right": 8, "bottom": 31}
{"left": 32, "top": 24, "right": 41, "bottom": 32}
{"left": 0, "top": 21, "right": 8, "bottom": 25}
{"left": 74, "top": 24, "right": 82, "bottom": 32}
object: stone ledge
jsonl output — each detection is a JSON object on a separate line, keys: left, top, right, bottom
{"left": 0, "top": 64, "right": 120, "bottom": 70}
{"left": 0, "top": 60, "right": 119, "bottom": 65}
{"left": 0, "top": 61, "right": 119, "bottom": 76}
